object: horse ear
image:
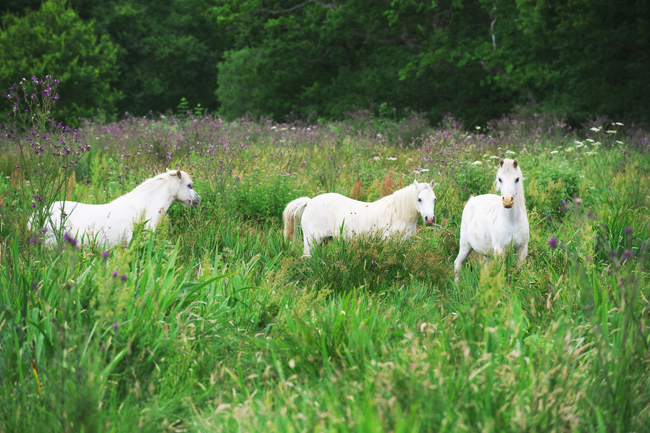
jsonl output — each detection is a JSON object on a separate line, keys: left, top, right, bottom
{"left": 513, "top": 159, "right": 518, "bottom": 169}
{"left": 413, "top": 179, "right": 418, "bottom": 186}
{"left": 499, "top": 159, "right": 504, "bottom": 167}
{"left": 430, "top": 179, "right": 436, "bottom": 188}
{"left": 176, "top": 170, "right": 182, "bottom": 178}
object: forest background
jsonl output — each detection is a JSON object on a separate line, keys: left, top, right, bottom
{"left": 1, "top": 0, "right": 648, "bottom": 127}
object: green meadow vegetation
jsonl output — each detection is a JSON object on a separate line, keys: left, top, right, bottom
{"left": 1, "top": 97, "right": 650, "bottom": 431}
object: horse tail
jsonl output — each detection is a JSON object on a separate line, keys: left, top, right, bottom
{"left": 283, "top": 197, "right": 310, "bottom": 240}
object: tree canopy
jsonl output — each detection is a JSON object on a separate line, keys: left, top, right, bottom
{"left": 1, "top": 0, "right": 648, "bottom": 125}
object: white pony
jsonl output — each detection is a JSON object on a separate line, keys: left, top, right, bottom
{"left": 29, "top": 170, "right": 200, "bottom": 246}
{"left": 283, "top": 180, "right": 436, "bottom": 256}
{"left": 454, "top": 158, "right": 529, "bottom": 281}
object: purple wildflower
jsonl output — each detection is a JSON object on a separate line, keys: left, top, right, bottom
{"left": 63, "top": 232, "right": 78, "bottom": 247}
{"left": 548, "top": 237, "right": 558, "bottom": 249}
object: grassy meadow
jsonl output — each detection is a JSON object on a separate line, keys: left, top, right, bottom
{"left": 1, "top": 108, "right": 650, "bottom": 432}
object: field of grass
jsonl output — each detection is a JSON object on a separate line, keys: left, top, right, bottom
{"left": 1, "top": 108, "right": 649, "bottom": 432}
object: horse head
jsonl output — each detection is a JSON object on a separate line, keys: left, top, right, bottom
{"left": 169, "top": 169, "right": 200, "bottom": 207}
{"left": 496, "top": 159, "right": 522, "bottom": 209}
{"left": 413, "top": 179, "right": 437, "bottom": 226}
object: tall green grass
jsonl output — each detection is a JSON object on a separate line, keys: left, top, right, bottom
{"left": 1, "top": 115, "right": 649, "bottom": 432}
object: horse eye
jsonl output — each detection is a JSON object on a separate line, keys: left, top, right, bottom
{"left": 418, "top": 198, "right": 422, "bottom": 202}
{"left": 498, "top": 178, "right": 502, "bottom": 182}
{"left": 515, "top": 177, "right": 519, "bottom": 183}
{"left": 188, "top": 184, "right": 193, "bottom": 189}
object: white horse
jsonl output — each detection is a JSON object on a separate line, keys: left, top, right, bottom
{"left": 454, "top": 158, "right": 529, "bottom": 281}
{"left": 283, "top": 180, "right": 436, "bottom": 256}
{"left": 29, "top": 170, "right": 200, "bottom": 246}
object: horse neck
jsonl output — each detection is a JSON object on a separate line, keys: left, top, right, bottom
{"left": 377, "top": 185, "right": 419, "bottom": 222}
{"left": 116, "top": 177, "right": 174, "bottom": 213}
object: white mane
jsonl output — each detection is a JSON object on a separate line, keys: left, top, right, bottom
{"left": 118, "top": 170, "right": 189, "bottom": 201}
{"left": 377, "top": 182, "right": 421, "bottom": 222}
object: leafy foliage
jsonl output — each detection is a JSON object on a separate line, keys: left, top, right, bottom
{"left": 231, "top": 173, "right": 307, "bottom": 222}
{"left": 0, "top": 0, "right": 121, "bottom": 124}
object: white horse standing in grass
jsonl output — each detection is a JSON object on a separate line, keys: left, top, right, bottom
{"left": 29, "top": 170, "right": 200, "bottom": 246}
{"left": 454, "top": 158, "right": 529, "bottom": 281}
{"left": 283, "top": 180, "right": 437, "bottom": 257}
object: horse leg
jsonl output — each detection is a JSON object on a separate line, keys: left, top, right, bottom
{"left": 517, "top": 244, "right": 528, "bottom": 267}
{"left": 454, "top": 239, "right": 473, "bottom": 282}
{"left": 302, "top": 232, "right": 317, "bottom": 258}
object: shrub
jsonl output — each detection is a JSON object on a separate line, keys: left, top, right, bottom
{"left": 0, "top": 0, "right": 121, "bottom": 125}
{"left": 455, "top": 163, "right": 495, "bottom": 201}
{"left": 526, "top": 161, "right": 581, "bottom": 216}
{"left": 232, "top": 173, "right": 307, "bottom": 222}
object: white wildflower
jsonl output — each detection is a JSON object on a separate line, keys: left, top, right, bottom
{"left": 475, "top": 126, "right": 481, "bottom": 130}
{"left": 291, "top": 127, "right": 296, "bottom": 130}
{"left": 377, "top": 133, "right": 383, "bottom": 139}
{"left": 550, "top": 151, "right": 559, "bottom": 154}
{"left": 307, "top": 127, "right": 311, "bottom": 131}
{"left": 373, "top": 156, "right": 381, "bottom": 161}
{"left": 574, "top": 141, "right": 583, "bottom": 145}
{"left": 340, "top": 310, "right": 346, "bottom": 315}
{"left": 472, "top": 161, "right": 482, "bottom": 165}
{"left": 615, "top": 122, "right": 623, "bottom": 126}
{"left": 420, "top": 169, "right": 429, "bottom": 172}
{"left": 483, "top": 154, "right": 489, "bottom": 158}
{"left": 590, "top": 127, "right": 601, "bottom": 132}
{"left": 289, "top": 359, "right": 295, "bottom": 369}
{"left": 506, "top": 150, "right": 516, "bottom": 154}
{"left": 490, "top": 156, "right": 500, "bottom": 159}
{"left": 616, "top": 140, "right": 624, "bottom": 144}
{"left": 606, "top": 130, "right": 617, "bottom": 134}
{"left": 271, "top": 126, "right": 277, "bottom": 130}
{"left": 575, "top": 143, "right": 584, "bottom": 148}
{"left": 586, "top": 138, "right": 595, "bottom": 143}
{"left": 386, "top": 157, "right": 397, "bottom": 161}
{"left": 565, "top": 147, "right": 574, "bottom": 152}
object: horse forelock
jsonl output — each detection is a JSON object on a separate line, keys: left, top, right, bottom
{"left": 496, "top": 159, "right": 526, "bottom": 207}
{"left": 163, "top": 169, "right": 191, "bottom": 182}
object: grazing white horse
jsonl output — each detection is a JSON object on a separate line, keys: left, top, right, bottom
{"left": 283, "top": 180, "right": 436, "bottom": 256}
{"left": 454, "top": 158, "right": 529, "bottom": 281}
{"left": 29, "top": 170, "right": 200, "bottom": 246}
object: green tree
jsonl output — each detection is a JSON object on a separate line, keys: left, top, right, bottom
{"left": 0, "top": 0, "right": 121, "bottom": 125}
{"left": 67, "top": 0, "right": 226, "bottom": 116}
{"left": 212, "top": 0, "right": 649, "bottom": 125}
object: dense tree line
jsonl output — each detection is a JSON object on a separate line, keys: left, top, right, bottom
{"left": 1, "top": 0, "right": 648, "bottom": 126}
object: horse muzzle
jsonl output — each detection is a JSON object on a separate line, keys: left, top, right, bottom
{"left": 502, "top": 196, "right": 514, "bottom": 208}
{"left": 424, "top": 215, "right": 435, "bottom": 226}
